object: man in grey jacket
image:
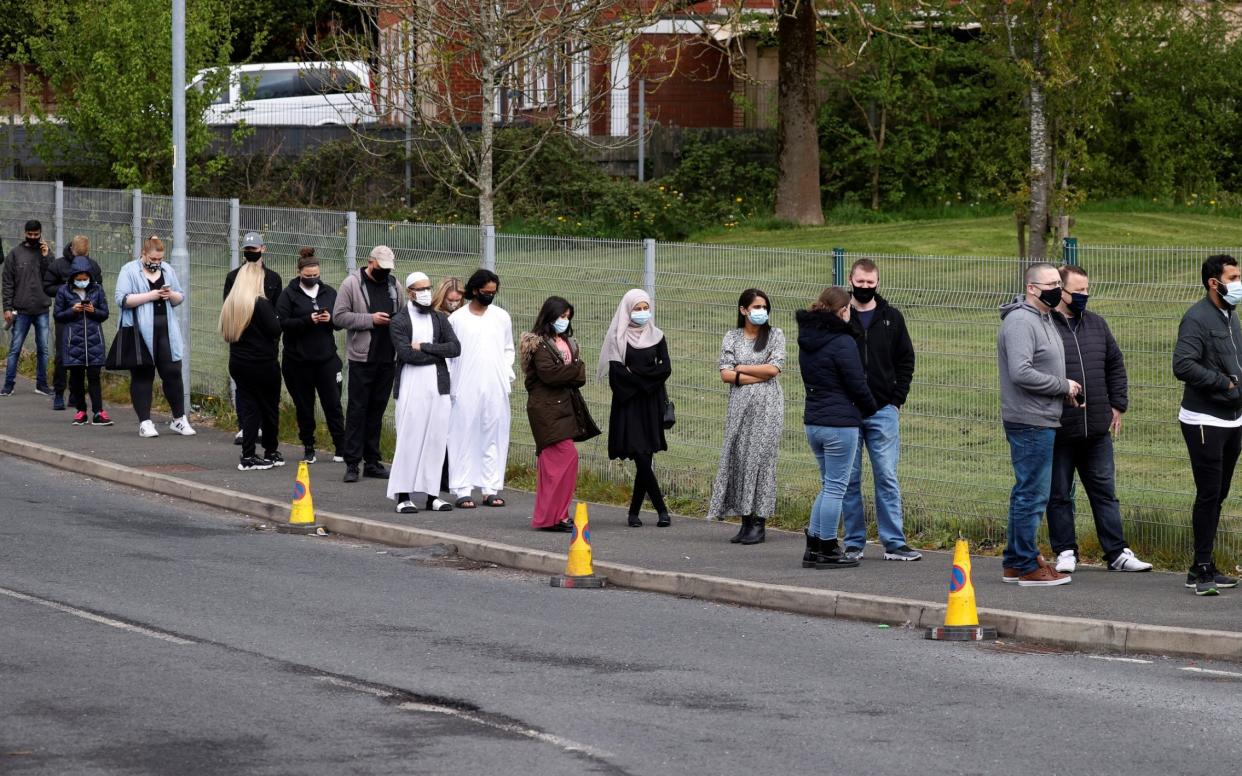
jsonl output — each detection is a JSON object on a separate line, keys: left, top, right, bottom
{"left": 333, "top": 245, "right": 399, "bottom": 483}
{"left": 997, "top": 262, "right": 1081, "bottom": 587}
{"left": 1, "top": 220, "right": 52, "bottom": 396}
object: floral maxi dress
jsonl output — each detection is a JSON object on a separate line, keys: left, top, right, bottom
{"left": 707, "top": 327, "right": 786, "bottom": 519}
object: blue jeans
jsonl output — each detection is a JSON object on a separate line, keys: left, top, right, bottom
{"left": 806, "top": 425, "right": 859, "bottom": 541}
{"left": 1004, "top": 426, "right": 1056, "bottom": 574}
{"left": 4, "top": 312, "right": 50, "bottom": 390}
{"left": 842, "top": 404, "right": 908, "bottom": 550}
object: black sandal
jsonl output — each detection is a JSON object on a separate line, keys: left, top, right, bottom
{"left": 482, "top": 495, "right": 506, "bottom": 507}
{"left": 454, "top": 496, "right": 476, "bottom": 509}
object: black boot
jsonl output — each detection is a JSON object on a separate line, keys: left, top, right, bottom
{"left": 802, "top": 531, "right": 819, "bottom": 568}
{"left": 656, "top": 511, "right": 671, "bottom": 528}
{"left": 730, "top": 515, "right": 753, "bottom": 544}
{"left": 739, "top": 517, "right": 765, "bottom": 545}
{"left": 816, "top": 537, "right": 860, "bottom": 569}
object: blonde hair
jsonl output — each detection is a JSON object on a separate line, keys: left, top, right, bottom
{"left": 432, "top": 276, "right": 464, "bottom": 312}
{"left": 71, "top": 235, "right": 90, "bottom": 256}
{"left": 143, "top": 235, "right": 165, "bottom": 256}
{"left": 218, "top": 261, "right": 265, "bottom": 343}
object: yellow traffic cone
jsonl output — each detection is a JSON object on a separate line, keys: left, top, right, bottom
{"left": 550, "top": 502, "right": 607, "bottom": 588}
{"left": 925, "top": 538, "right": 996, "bottom": 641}
{"left": 277, "top": 460, "right": 322, "bottom": 535}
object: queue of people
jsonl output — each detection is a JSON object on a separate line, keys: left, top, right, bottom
{"left": 4, "top": 220, "right": 1232, "bottom": 593}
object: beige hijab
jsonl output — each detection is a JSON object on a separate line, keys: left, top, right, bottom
{"left": 596, "top": 288, "right": 664, "bottom": 380}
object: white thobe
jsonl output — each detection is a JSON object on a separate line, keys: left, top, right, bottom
{"left": 387, "top": 310, "right": 451, "bottom": 499}
{"left": 447, "top": 304, "right": 515, "bottom": 498}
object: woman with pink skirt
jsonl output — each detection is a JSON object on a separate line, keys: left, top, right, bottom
{"left": 520, "top": 296, "right": 600, "bottom": 531}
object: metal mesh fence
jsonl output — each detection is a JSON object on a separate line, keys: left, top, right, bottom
{"left": 0, "top": 178, "right": 1236, "bottom": 564}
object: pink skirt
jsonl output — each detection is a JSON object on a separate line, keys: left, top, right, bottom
{"left": 532, "top": 438, "right": 578, "bottom": 528}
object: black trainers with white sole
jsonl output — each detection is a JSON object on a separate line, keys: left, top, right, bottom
{"left": 238, "top": 456, "right": 274, "bottom": 471}
{"left": 884, "top": 545, "right": 923, "bottom": 561}
{"left": 1185, "top": 563, "right": 1238, "bottom": 590}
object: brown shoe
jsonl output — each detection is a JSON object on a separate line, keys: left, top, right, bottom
{"left": 1003, "top": 554, "right": 1045, "bottom": 583}
{"left": 1017, "top": 564, "right": 1071, "bottom": 587}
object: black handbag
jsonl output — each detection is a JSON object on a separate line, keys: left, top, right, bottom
{"left": 105, "top": 324, "right": 154, "bottom": 371}
{"left": 662, "top": 390, "right": 676, "bottom": 430}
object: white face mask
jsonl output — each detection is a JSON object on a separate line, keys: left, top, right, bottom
{"left": 413, "top": 289, "right": 432, "bottom": 306}
{"left": 1222, "top": 279, "right": 1242, "bottom": 307}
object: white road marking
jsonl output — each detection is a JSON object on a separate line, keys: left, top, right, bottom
{"left": 1088, "top": 655, "right": 1152, "bottom": 664}
{"left": 1180, "top": 666, "right": 1242, "bottom": 679}
{"left": 317, "top": 675, "right": 393, "bottom": 697}
{"left": 0, "top": 586, "right": 194, "bottom": 645}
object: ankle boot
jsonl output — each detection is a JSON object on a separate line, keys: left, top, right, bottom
{"left": 802, "top": 531, "right": 819, "bottom": 568}
{"left": 739, "top": 517, "right": 765, "bottom": 545}
{"left": 816, "top": 537, "right": 860, "bottom": 569}
{"left": 656, "top": 511, "right": 671, "bottom": 527}
{"left": 730, "top": 515, "right": 752, "bottom": 544}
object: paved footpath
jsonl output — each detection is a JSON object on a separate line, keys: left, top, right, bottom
{"left": 3, "top": 377, "right": 1241, "bottom": 658}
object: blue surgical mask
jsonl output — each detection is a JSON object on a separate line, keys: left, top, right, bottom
{"left": 552, "top": 317, "right": 570, "bottom": 334}
{"left": 748, "top": 309, "right": 769, "bottom": 326}
{"left": 629, "top": 310, "right": 652, "bottom": 326}
{"left": 1222, "top": 279, "right": 1242, "bottom": 308}
{"left": 73, "top": 279, "right": 89, "bottom": 289}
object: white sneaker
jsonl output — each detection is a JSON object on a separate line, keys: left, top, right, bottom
{"left": 1109, "top": 548, "right": 1153, "bottom": 572}
{"left": 169, "top": 416, "right": 197, "bottom": 436}
{"left": 138, "top": 420, "right": 159, "bottom": 438}
{"left": 1054, "top": 549, "right": 1077, "bottom": 574}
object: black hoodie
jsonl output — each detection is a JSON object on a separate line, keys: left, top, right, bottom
{"left": 847, "top": 293, "right": 915, "bottom": 408}
{"left": 43, "top": 243, "right": 104, "bottom": 299}
{"left": 275, "top": 277, "right": 340, "bottom": 364}
{"left": 796, "top": 308, "right": 878, "bottom": 427}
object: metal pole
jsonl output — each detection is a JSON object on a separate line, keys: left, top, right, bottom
{"left": 832, "top": 247, "right": 845, "bottom": 287}
{"left": 171, "top": 0, "right": 191, "bottom": 414}
{"left": 131, "top": 189, "right": 142, "bottom": 259}
{"left": 1063, "top": 236, "right": 1079, "bottom": 267}
{"left": 345, "top": 211, "right": 357, "bottom": 273}
{"left": 482, "top": 224, "right": 496, "bottom": 271}
{"left": 229, "top": 199, "right": 240, "bottom": 270}
{"left": 637, "top": 79, "right": 646, "bottom": 182}
{"left": 643, "top": 238, "right": 655, "bottom": 301}
{"left": 53, "top": 180, "right": 63, "bottom": 249}
{"left": 404, "top": 22, "right": 413, "bottom": 207}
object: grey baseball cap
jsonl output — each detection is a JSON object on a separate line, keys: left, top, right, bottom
{"left": 242, "top": 232, "right": 264, "bottom": 249}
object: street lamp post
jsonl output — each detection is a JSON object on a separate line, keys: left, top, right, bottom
{"left": 171, "top": 0, "right": 191, "bottom": 414}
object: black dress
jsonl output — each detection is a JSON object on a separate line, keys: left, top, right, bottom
{"left": 607, "top": 338, "right": 671, "bottom": 460}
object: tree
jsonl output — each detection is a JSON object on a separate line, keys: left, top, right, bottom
{"left": 772, "top": 0, "right": 823, "bottom": 225}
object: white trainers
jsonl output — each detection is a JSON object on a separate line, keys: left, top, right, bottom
{"left": 1109, "top": 548, "right": 1153, "bottom": 572}
{"left": 138, "top": 420, "right": 159, "bottom": 438}
{"left": 169, "top": 416, "right": 197, "bottom": 436}
{"left": 1054, "top": 549, "right": 1077, "bottom": 574}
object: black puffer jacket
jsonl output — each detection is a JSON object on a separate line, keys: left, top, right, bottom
{"left": 797, "top": 308, "right": 877, "bottom": 427}
{"left": 847, "top": 294, "right": 915, "bottom": 408}
{"left": 1052, "top": 310, "right": 1128, "bottom": 439}
{"left": 1173, "top": 296, "right": 1242, "bottom": 420}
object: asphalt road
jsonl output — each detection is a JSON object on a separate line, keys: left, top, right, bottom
{"left": 3, "top": 453, "right": 1242, "bottom": 776}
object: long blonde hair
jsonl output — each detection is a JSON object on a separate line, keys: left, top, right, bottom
{"left": 219, "top": 261, "right": 265, "bottom": 343}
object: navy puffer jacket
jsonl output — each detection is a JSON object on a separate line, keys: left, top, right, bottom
{"left": 52, "top": 258, "right": 110, "bottom": 367}
{"left": 797, "top": 308, "right": 878, "bottom": 427}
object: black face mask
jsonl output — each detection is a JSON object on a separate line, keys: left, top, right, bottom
{"left": 24, "top": 237, "right": 39, "bottom": 248}
{"left": 1067, "top": 292, "right": 1089, "bottom": 316}
{"left": 370, "top": 267, "right": 391, "bottom": 283}
{"left": 1036, "top": 286, "right": 1063, "bottom": 310}
{"left": 300, "top": 277, "right": 320, "bottom": 290}
{"left": 243, "top": 249, "right": 262, "bottom": 263}
{"left": 476, "top": 292, "right": 495, "bottom": 307}
{"left": 851, "top": 286, "right": 876, "bottom": 304}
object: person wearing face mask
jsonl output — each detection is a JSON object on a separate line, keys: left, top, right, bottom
{"left": 52, "top": 258, "right": 111, "bottom": 426}
{"left": 997, "top": 262, "right": 1081, "bottom": 587}
{"left": 1047, "top": 264, "right": 1151, "bottom": 575}
{"left": 387, "top": 271, "right": 461, "bottom": 514}
{"left": 842, "top": 259, "right": 920, "bottom": 562}
{"left": 522, "top": 296, "right": 599, "bottom": 531}
{"left": 43, "top": 235, "right": 104, "bottom": 411}
{"left": 333, "top": 244, "right": 400, "bottom": 483}
{"left": 224, "top": 232, "right": 283, "bottom": 446}
{"left": 446, "top": 269, "right": 514, "bottom": 508}
{"left": 1173, "top": 254, "right": 1242, "bottom": 595}
{"left": 1, "top": 219, "right": 53, "bottom": 397}
{"left": 796, "top": 287, "right": 874, "bottom": 569}
{"left": 275, "top": 247, "right": 345, "bottom": 465}
{"left": 707, "top": 288, "right": 785, "bottom": 544}
{"left": 599, "top": 288, "right": 672, "bottom": 527}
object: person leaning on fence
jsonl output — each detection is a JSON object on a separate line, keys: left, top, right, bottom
{"left": 841, "top": 259, "right": 921, "bottom": 562}
{"left": 220, "top": 261, "right": 284, "bottom": 471}
{"left": 224, "top": 232, "right": 283, "bottom": 447}
{"left": 387, "top": 271, "right": 461, "bottom": 515}
{"left": 600, "top": 288, "right": 672, "bottom": 528}
{"left": 522, "top": 296, "right": 600, "bottom": 532}
{"left": 1172, "top": 253, "right": 1242, "bottom": 596}
{"left": 707, "top": 288, "right": 785, "bottom": 545}
{"left": 333, "top": 244, "right": 399, "bottom": 483}
{"left": 44, "top": 235, "right": 103, "bottom": 411}
{"left": 275, "top": 247, "right": 346, "bottom": 465}
{"left": 447, "top": 269, "right": 514, "bottom": 509}
{"left": 1046, "top": 264, "right": 1152, "bottom": 575}
{"left": 1, "top": 219, "right": 52, "bottom": 397}
{"left": 796, "top": 287, "right": 874, "bottom": 570}
{"left": 52, "top": 256, "right": 111, "bottom": 426}
{"left": 110, "top": 235, "right": 195, "bottom": 438}
{"left": 997, "top": 262, "right": 1080, "bottom": 588}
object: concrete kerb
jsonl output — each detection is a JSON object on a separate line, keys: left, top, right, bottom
{"left": 6, "top": 431, "right": 1242, "bottom": 663}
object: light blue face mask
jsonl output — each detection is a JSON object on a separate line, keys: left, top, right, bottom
{"left": 748, "top": 309, "right": 769, "bottom": 326}
{"left": 630, "top": 310, "right": 652, "bottom": 326}
{"left": 1222, "top": 279, "right": 1242, "bottom": 307}
{"left": 73, "top": 279, "right": 90, "bottom": 289}
{"left": 552, "top": 317, "right": 570, "bottom": 334}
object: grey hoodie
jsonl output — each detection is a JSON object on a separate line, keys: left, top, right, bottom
{"left": 998, "top": 296, "right": 1069, "bottom": 427}
{"left": 332, "top": 268, "right": 400, "bottom": 363}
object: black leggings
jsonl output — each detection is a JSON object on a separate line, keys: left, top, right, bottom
{"left": 232, "top": 357, "right": 281, "bottom": 459}
{"left": 629, "top": 452, "right": 667, "bottom": 516}
{"left": 68, "top": 365, "right": 102, "bottom": 413}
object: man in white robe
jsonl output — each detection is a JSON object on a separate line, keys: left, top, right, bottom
{"left": 447, "top": 269, "right": 514, "bottom": 508}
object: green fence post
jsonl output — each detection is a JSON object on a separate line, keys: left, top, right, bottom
{"left": 1063, "top": 236, "right": 1078, "bottom": 266}
{"left": 833, "top": 247, "right": 845, "bottom": 287}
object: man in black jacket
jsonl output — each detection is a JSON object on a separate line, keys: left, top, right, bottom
{"left": 43, "top": 236, "right": 104, "bottom": 410}
{"left": 2, "top": 220, "right": 52, "bottom": 396}
{"left": 224, "top": 232, "right": 282, "bottom": 444}
{"left": 1173, "top": 254, "right": 1242, "bottom": 595}
{"left": 841, "top": 258, "right": 921, "bottom": 561}
{"left": 1047, "top": 265, "right": 1152, "bottom": 575}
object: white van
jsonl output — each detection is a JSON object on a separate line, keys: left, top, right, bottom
{"left": 192, "top": 61, "right": 377, "bottom": 126}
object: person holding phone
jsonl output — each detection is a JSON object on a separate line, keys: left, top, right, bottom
{"left": 333, "top": 245, "right": 399, "bottom": 483}
{"left": 1046, "top": 264, "right": 1151, "bottom": 575}
{"left": 52, "top": 257, "right": 111, "bottom": 425}
{"left": 1, "top": 219, "right": 53, "bottom": 397}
